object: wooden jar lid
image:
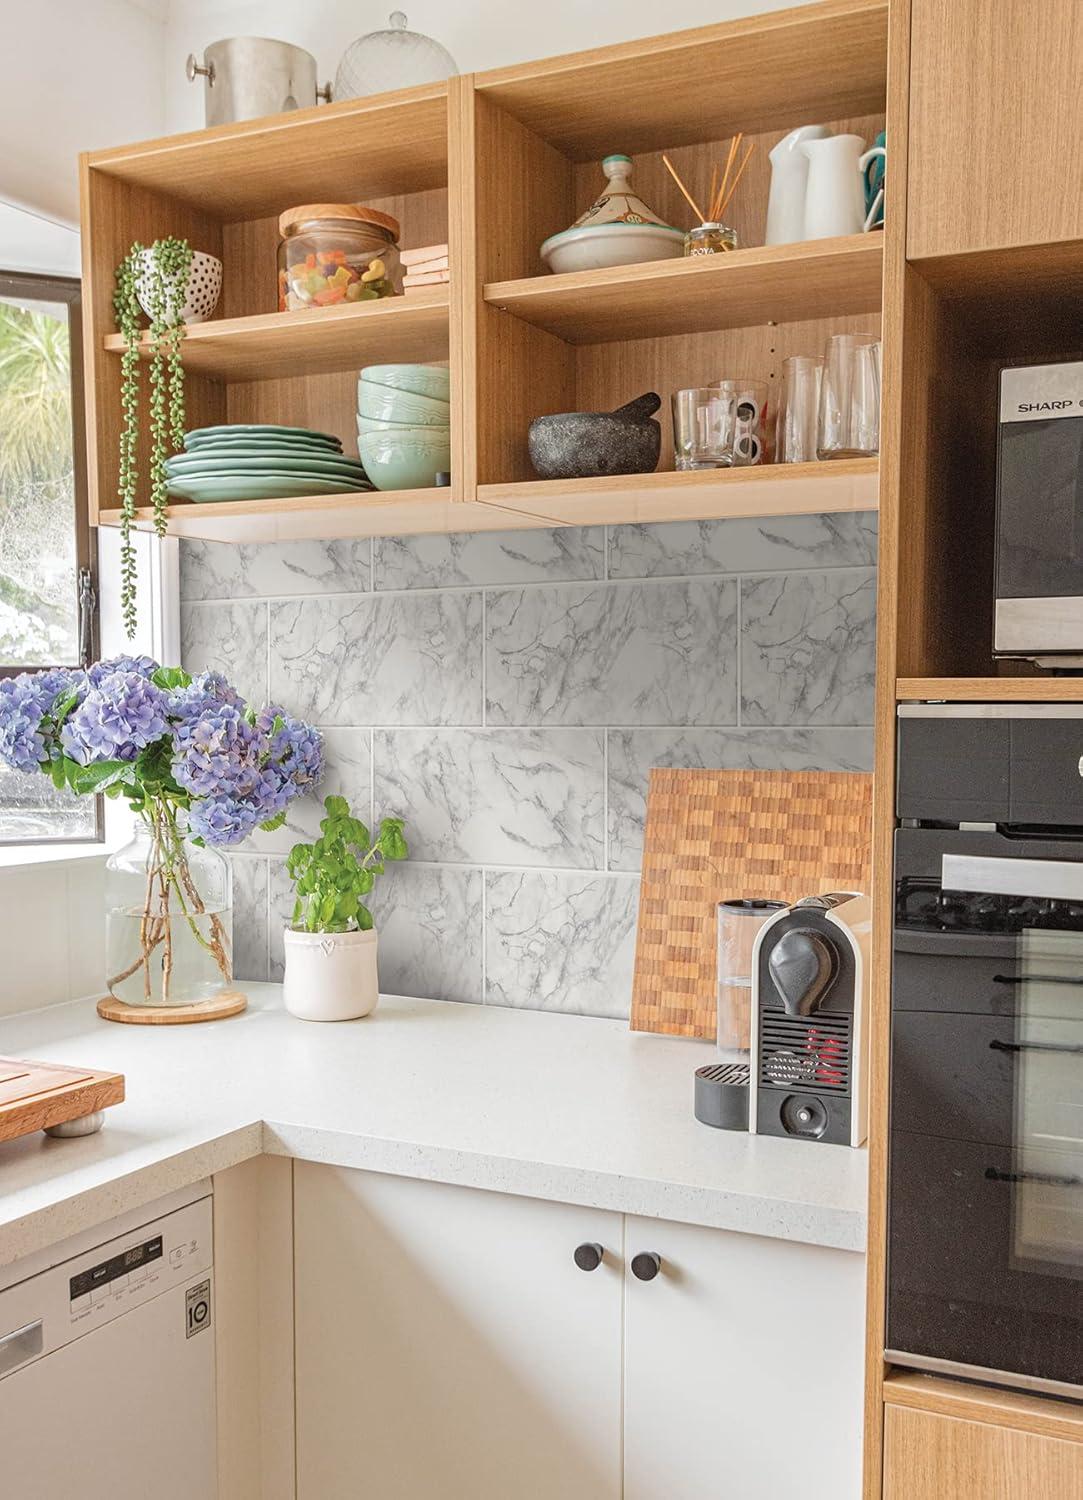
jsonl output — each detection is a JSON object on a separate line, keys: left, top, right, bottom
{"left": 279, "top": 203, "right": 400, "bottom": 239}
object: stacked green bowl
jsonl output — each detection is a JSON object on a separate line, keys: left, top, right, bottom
{"left": 167, "top": 424, "right": 371, "bottom": 502}
{"left": 357, "top": 364, "right": 450, "bottom": 490}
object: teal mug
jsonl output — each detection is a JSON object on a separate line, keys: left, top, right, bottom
{"left": 860, "top": 130, "right": 887, "bottom": 231}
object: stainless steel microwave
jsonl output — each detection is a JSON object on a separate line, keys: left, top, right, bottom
{"left": 994, "top": 360, "right": 1083, "bottom": 665}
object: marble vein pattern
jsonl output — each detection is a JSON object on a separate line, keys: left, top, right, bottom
{"left": 181, "top": 599, "right": 269, "bottom": 708}
{"left": 374, "top": 527, "right": 604, "bottom": 590}
{"left": 485, "top": 872, "right": 639, "bottom": 1019}
{"left": 608, "top": 511, "right": 878, "bottom": 579}
{"left": 269, "top": 593, "right": 483, "bottom": 726}
{"left": 485, "top": 579, "right": 738, "bottom": 726}
{"left": 740, "top": 568, "right": 877, "bottom": 726}
{"left": 179, "top": 538, "right": 371, "bottom": 601}
{"left": 251, "top": 727, "right": 373, "bottom": 855}
{"left": 229, "top": 854, "right": 269, "bottom": 983}
{"left": 374, "top": 728, "right": 604, "bottom": 868}
{"left": 368, "top": 863, "right": 484, "bottom": 1004}
{"left": 607, "top": 726, "right": 876, "bottom": 871}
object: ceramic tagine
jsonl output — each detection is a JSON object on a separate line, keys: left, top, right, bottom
{"left": 540, "top": 154, "right": 685, "bottom": 274}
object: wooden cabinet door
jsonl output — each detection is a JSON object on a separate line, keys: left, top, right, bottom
{"left": 885, "top": 1405, "right": 1083, "bottom": 1499}
{"left": 622, "top": 1214, "right": 865, "bottom": 1500}
{"left": 294, "top": 1164, "right": 622, "bottom": 1500}
{"left": 907, "top": 0, "right": 1083, "bottom": 260}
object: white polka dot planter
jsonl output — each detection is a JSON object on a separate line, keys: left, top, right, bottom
{"left": 136, "top": 248, "right": 222, "bottom": 325}
{"left": 282, "top": 925, "right": 379, "bottom": 1022}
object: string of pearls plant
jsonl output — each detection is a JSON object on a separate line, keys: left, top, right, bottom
{"left": 113, "top": 238, "right": 193, "bottom": 638}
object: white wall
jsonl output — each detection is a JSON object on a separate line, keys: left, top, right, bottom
{"left": 165, "top": 0, "right": 799, "bottom": 135}
{"left": 0, "top": 0, "right": 167, "bottom": 226}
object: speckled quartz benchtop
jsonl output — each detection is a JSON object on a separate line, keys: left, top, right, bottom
{"left": 0, "top": 985, "right": 867, "bottom": 1266}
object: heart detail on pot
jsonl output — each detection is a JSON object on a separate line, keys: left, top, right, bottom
{"left": 320, "top": 938, "right": 336, "bottom": 957}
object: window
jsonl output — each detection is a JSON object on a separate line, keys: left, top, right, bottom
{"left": 0, "top": 263, "right": 99, "bottom": 843}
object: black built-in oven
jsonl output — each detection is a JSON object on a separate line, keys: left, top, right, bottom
{"left": 888, "top": 704, "right": 1083, "bottom": 1398}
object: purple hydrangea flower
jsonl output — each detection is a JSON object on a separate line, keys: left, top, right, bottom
{"left": 61, "top": 671, "right": 169, "bottom": 765}
{"left": 87, "top": 654, "right": 159, "bottom": 687}
{"left": 0, "top": 668, "right": 83, "bottom": 772}
{"left": 257, "top": 706, "right": 324, "bottom": 793}
{"left": 164, "top": 670, "right": 246, "bottom": 724}
{"left": 172, "top": 703, "right": 263, "bottom": 799}
{"left": 188, "top": 793, "right": 261, "bottom": 847}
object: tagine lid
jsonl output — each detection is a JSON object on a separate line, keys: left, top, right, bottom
{"left": 568, "top": 154, "right": 677, "bottom": 231}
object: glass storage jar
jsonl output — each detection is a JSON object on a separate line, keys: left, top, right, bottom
{"left": 278, "top": 203, "right": 402, "bottom": 311}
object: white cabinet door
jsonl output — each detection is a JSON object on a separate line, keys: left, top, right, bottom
{"left": 623, "top": 1214, "right": 865, "bottom": 1500}
{"left": 294, "top": 1163, "right": 622, "bottom": 1500}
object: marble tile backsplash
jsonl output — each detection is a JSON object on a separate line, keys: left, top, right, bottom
{"left": 180, "top": 512, "right": 877, "bottom": 1019}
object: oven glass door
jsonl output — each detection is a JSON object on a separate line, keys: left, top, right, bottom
{"left": 889, "top": 828, "right": 1083, "bottom": 1395}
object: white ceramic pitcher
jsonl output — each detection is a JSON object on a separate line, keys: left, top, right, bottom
{"left": 800, "top": 134, "right": 867, "bottom": 239}
{"left": 765, "top": 124, "right": 830, "bottom": 245}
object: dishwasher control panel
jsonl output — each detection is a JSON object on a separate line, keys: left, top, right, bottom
{"left": 0, "top": 1194, "right": 212, "bottom": 1376}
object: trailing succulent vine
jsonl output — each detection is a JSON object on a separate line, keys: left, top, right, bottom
{"left": 113, "top": 238, "right": 193, "bottom": 638}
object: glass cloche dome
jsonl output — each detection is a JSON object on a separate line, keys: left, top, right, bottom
{"left": 335, "top": 12, "right": 458, "bottom": 98}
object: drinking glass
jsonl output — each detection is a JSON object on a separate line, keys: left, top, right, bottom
{"left": 671, "top": 387, "right": 733, "bottom": 470}
{"left": 817, "top": 332, "right": 881, "bottom": 459}
{"left": 710, "top": 378, "right": 768, "bottom": 465}
{"left": 776, "top": 355, "right": 824, "bottom": 463}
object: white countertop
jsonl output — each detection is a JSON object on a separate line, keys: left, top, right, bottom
{"left": 0, "top": 986, "right": 867, "bottom": 1267}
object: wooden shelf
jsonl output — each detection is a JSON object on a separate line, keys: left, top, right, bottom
{"left": 897, "top": 676, "right": 1083, "bottom": 702}
{"left": 475, "top": 0, "right": 887, "bottom": 158}
{"left": 84, "top": 84, "right": 449, "bottom": 215}
{"left": 97, "top": 493, "right": 547, "bottom": 544}
{"left": 485, "top": 235, "right": 883, "bottom": 345}
{"left": 102, "top": 290, "right": 449, "bottom": 381}
{"left": 478, "top": 458, "right": 878, "bottom": 527}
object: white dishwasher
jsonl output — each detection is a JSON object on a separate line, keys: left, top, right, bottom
{"left": 0, "top": 1185, "right": 217, "bottom": 1499}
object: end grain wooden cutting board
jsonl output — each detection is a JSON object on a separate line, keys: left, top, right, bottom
{"left": 630, "top": 767, "right": 873, "bottom": 1038}
{"left": 0, "top": 1058, "right": 124, "bottom": 1142}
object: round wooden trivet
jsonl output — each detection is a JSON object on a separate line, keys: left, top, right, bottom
{"left": 96, "top": 990, "right": 248, "bottom": 1025}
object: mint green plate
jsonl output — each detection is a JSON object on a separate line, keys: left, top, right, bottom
{"left": 181, "top": 438, "right": 342, "bottom": 453}
{"left": 167, "top": 452, "right": 368, "bottom": 480}
{"left": 185, "top": 424, "right": 341, "bottom": 448}
{"left": 167, "top": 472, "right": 370, "bottom": 502}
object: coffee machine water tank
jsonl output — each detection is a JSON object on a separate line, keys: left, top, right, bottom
{"left": 749, "top": 893, "right": 869, "bottom": 1146}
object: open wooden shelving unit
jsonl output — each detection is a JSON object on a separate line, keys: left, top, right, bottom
{"left": 80, "top": 0, "right": 888, "bottom": 544}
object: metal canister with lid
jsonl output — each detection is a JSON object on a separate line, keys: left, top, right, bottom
{"left": 277, "top": 204, "right": 402, "bottom": 311}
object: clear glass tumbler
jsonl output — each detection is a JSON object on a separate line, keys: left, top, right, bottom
{"left": 711, "top": 378, "right": 768, "bottom": 465}
{"left": 817, "top": 332, "right": 881, "bottom": 459}
{"left": 671, "top": 387, "right": 733, "bottom": 470}
{"left": 776, "top": 354, "right": 824, "bottom": 463}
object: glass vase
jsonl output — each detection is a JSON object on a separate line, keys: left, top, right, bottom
{"left": 105, "top": 805, "right": 232, "bottom": 1007}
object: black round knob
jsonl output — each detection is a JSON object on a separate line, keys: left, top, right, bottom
{"left": 631, "top": 1251, "right": 661, "bottom": 1282}
{"left": 574, "top": 1242, "right": 604, "bottom": 1272}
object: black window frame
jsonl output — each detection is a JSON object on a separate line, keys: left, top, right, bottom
{"left": 0, "top": 267, "right": 102, "bottom": 846}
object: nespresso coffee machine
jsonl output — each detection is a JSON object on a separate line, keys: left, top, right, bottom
{"left": 696, "top": 892, "right": 869, "bottom": 1144}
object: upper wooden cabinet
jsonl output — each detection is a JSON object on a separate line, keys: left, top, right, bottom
{"left": 907, "top": 0, "right": 1083, "bottom": 260}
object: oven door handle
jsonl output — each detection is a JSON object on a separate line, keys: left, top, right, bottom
{"left": 942, "top": 853, "right": 1083, "bottom": 903}
{"left": 989, "top": 1037, "right": 1083, "bottom": 1055}
{"left": 984, "top": 1166, "right": 1083, "bottom": 1189}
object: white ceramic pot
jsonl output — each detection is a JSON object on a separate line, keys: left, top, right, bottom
{"left": 282, "top": 926, "right": 378, "bottom": 1022}
{"left": 136, "top": 249, "right": 223, "bottom": 325}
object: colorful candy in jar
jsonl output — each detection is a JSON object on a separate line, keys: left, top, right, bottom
{"left": 277, "top": 204, "right": 402, "bottom": 311}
